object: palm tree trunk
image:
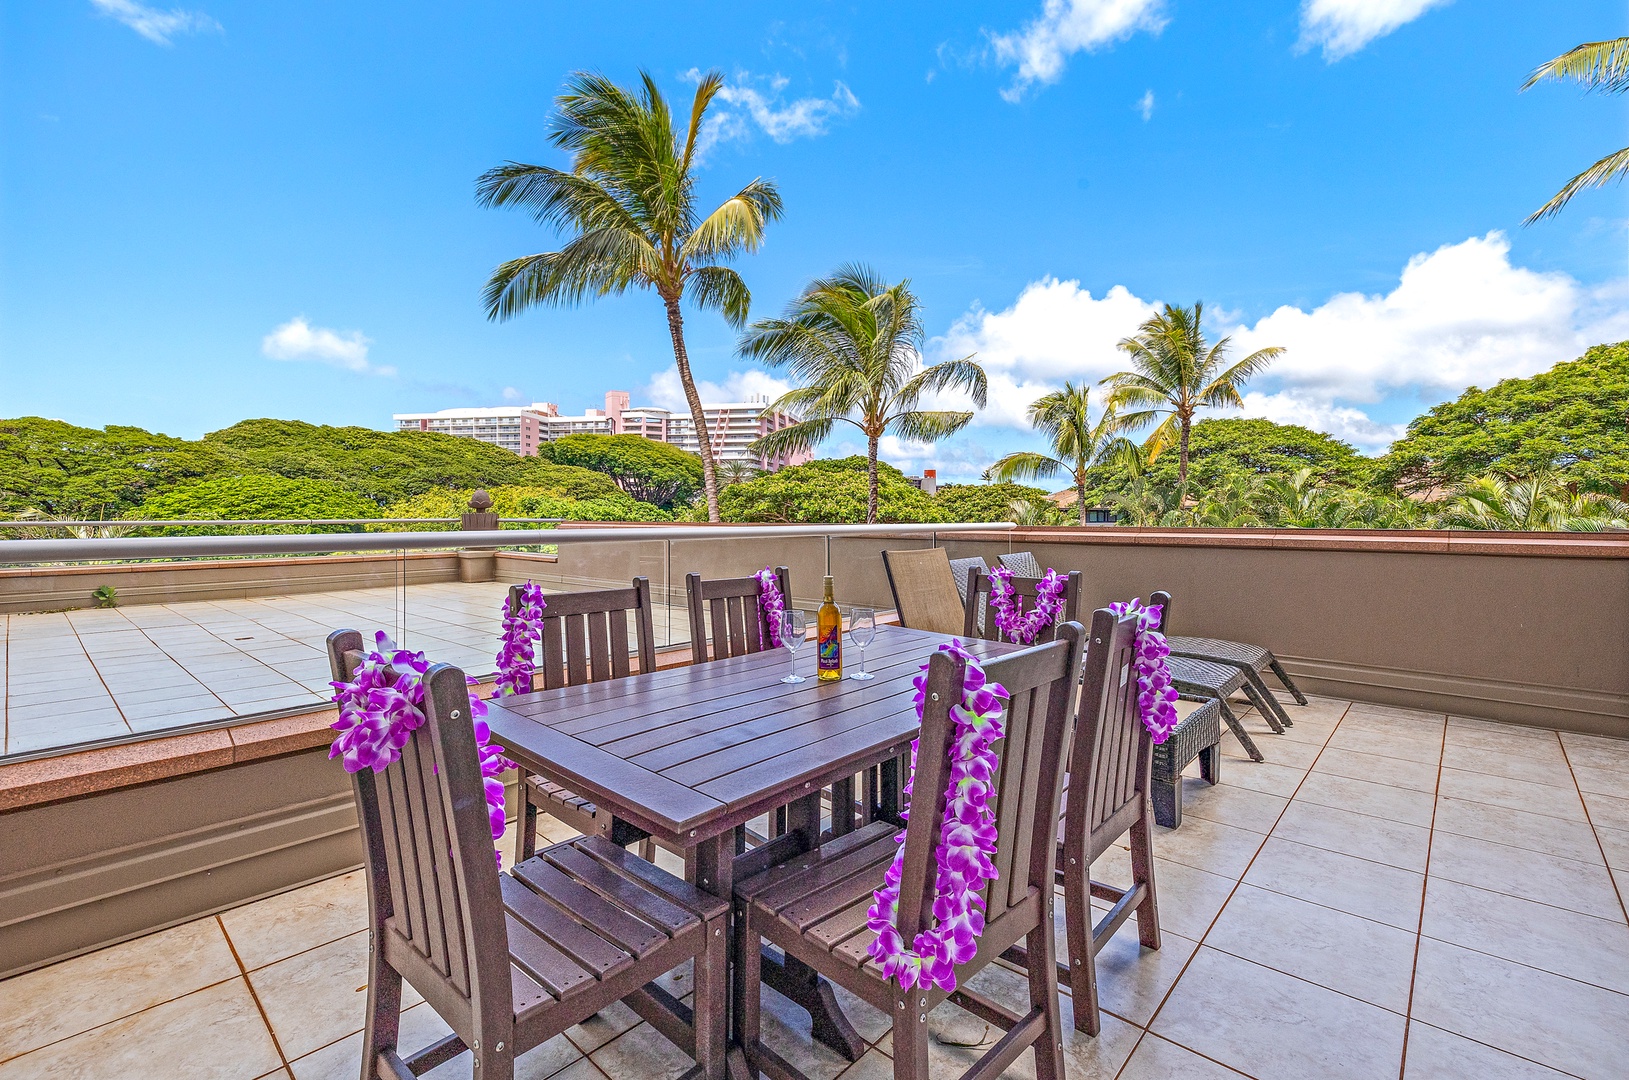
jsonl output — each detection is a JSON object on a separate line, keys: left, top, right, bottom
{"left": 1076, "top": 474, "right": 1088, "bottom": 527}
{"left": 866, "top": 431, "right": 880, "bottom": 525}
{"left": 662, "top": 295, "right": 721, "bottom": 522}
{"left": 1177, "top": 417, "right": 1191, "bottom": 492}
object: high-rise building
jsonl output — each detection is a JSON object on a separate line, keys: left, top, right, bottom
{"left": 392, "top": 390, "right": 810, "bottom": 471}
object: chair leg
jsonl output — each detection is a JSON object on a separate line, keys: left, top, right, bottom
{"left": 360, "top": 934, "right": 403, "bottom": 1080}
{"left": 1240, "top": 681, "right": 1287, "bottom": 735}
{"left": 1129, "top": 809, "right": 1161, "bottom": 952}
{"left": 1243, "top": 672, "right": 1293, "bottom": 730}
{"left": 732, "top": 906, "right": 763, "bottom": 1078}
{"left": 1151, "top": 774, "right": 1180, "bottom": 828}
{"left": 1218, "top": 701, "right": 1264, "bottom": 762}
{"left": 1060, "top": 842, "right": 1098, "bottom": 1035}
{"left": 693, "top": 915, "right": 728, "bottom": 1080}
{"left": 1199, "top": 743, "right": 1221, "bottom": 786}
{"left": 519, "top": 787, "right": 539, "bottom": 863}
{"left": 1267, "top": 656, "right": 1309, "bottom": 706}
{"left": 1025, "top": 915, "right": 1066, "bottom": 1080}
{"left": 891, "top": 995, "right": 931, "bottom": 1080}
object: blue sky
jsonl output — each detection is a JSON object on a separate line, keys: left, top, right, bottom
{"left": 3, "top": 0, "right": 1625, "bottom": 480}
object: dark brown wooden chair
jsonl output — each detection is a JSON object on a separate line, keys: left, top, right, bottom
{"left": 684, "top": 566, "right": 791, "bottom": 665}
{"left": 731, "top": 624, "right": 1088, "bottom": 1080}
{"left": 510, "top": 579, "right": 660, "bottom": 862}
{"left": 962, "top": 567, "right": 1083, "bottom": 644}
{"left": 326, "top": 630, "right": 727, "bottom": 1080}
{"left": 1051, "top": 606, "right": 1163, "bottom": 1035}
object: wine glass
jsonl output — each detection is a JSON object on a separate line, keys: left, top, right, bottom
{"left": 847, "top": 607, "right": 877, "bottom": 681}
{"left": 780, "top": 609, "right": 808, "bottom": 684}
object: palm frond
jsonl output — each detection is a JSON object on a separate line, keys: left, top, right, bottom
{"left": 1525, "top": 145, "right": 1629, "bottom": 222}
{"left": 986, "top": 452, "right": 1064, "bottom": 484}
{"left": 688, "top": 266, "right": 752, "bottom": 327}
{"left": 746, "top": 418, "right": 842, "bottom": 459}
{"left": 680, "top": 70, "right": 725, "bottom": 174}
{"left": 681, "top": 178, "right": 784, "bottom": 264}
{"left": 897, "top": 355, "right": 988, "bottom": 409}
{"left": 885, "top": 410, "right": 974, "bottom": 443}
{"left": 1522, "top": 38, "right": 1629, "bottom": 93}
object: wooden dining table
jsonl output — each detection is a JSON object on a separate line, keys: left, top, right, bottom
{"left": 482, "top": 623, "right": 1019, "bottom": 1069}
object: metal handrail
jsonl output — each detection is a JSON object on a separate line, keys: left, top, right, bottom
{"left": 0, "top": 518, "right": 571, "bottom": 528}
{"left": 0, "top": 521, "right": 1014, "bottom": 565}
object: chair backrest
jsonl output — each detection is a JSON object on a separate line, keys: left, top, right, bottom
{"left": 326, "top": 631, "right": 511, "bottom": 1047}
{"left": 962, "top": 568, "right": 1083, "bottom": 644}
{"left": 998, "top": 551, "right": 1044, "bottom": 579}
{"left": 1151, "top": 589, "right": 1175, "bottom": 634}
{"left": 948, "top": 556, "right": 990, "bottom": 636}
{"left": 509, "top": 578, "right": 657, "bottom": 690}
{"left": 881, "top": 548, "right": 965, "bottom": 635}
{"left": 684, "top": 566, "right": 791, "bottom": 665}
{"left": 894, "top": 624, "right": 1087, "bottom": 954}
{"left": 1063, "top": 607, "right": 1155, "bottom": 867}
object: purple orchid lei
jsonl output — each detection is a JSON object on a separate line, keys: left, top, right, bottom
{"left": 494, "top": 582, "right": 548, "bottom": 696}
{"left": 987, "top": 566, "right": 1068, "bottom": 645}
{"left": 755, "top": 568, "right": 785, "bottom": 648}
{"left": 866, "top": 640, "right": 1009, "bottom": 992}
{"left": 329, "top": 631, "right": 516, "bottom": 864}
{"left": 1106, "top": 599, "right": 1181, "bottom": 744}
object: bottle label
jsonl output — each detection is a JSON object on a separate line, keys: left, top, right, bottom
{"left": 819, "top": 627, "right": 842, "bottom": 670}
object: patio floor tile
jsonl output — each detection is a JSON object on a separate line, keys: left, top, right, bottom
{"left": 220, "top": 870, "right": 368, "bottom": 971}
{"left": 1427, "top": 829, "right": 1623, "bottom": 920}
{"left": 1401, "top": 1022, "right": 1574, "bottom": 1079}
{"left": 1420, "top": 878, "right": 1629, "bottom": 993}
{"left": 1118, "top": 1034, "right": 1244, "bottom": 1079}
{"left": 1271, "top": 800, "right": 1431, "bottom": 872}
{"left": 1241, "top": 835, "right": 1425, "bottom": 930}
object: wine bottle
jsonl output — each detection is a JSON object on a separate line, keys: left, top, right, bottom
{"left": 817, "top": 575, "right": 843, "bottom": 681}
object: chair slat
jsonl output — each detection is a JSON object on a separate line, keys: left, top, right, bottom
{"left": 575, "top": 836, "right": 730, "bottom": 921}
{"left": 542, "top": 618, "right": 567, "bottom": 691}
{"left": 504, "top": 914, "right": 596, "bottom": 999}
{"left": 685, "top": 569, "right": 788, "bottom": 663}
{"left": 563, "top": 615, "right": 589, "bottom": 687}
{"left": 416, "top": 730, "right": 470, "bottom": 994}
{"left": 544, "top": 845, "right": 694, "bottom": 936}
{"left": 804, "top": 896, "right": 873, "bottom": 951}
{"left": 608, "top": 612, "right": 631, "bottom": 679}
{"left": 500, "top": 875, "right": 632, "bottom": 979}
{"left": 750, "top": 828, "right": 898, "bottom": 913}
{"left": 399, "top": 736, "right": 450, "bottom": 976}
{"left": 510, "top": 859, "right": 669, "bottom": 958}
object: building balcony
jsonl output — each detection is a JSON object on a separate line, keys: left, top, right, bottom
{"left": 0, "top": 523, "right": 1624, "bottom": 1079}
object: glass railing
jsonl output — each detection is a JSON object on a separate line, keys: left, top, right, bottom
{"left": 0, "top": 522, "right": 1016, "bottom": 762}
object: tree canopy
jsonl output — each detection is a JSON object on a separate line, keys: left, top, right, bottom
{"left": 382, "top": 485, "right": 667, "bottom": 523}
{"left": 717, "top": 457, "right": 946, "bottom": 524}
{"left": 542, "top": 434, "right": 703, "bottom": 508}
{"left": 1373, "top": 342, "right": 1629, "bottom": 495}
{"left": 934, "top": 482, "right": 1053, "bottom": 523}
{"left": 135, "top": 475, "right": 381, "bottom": 533}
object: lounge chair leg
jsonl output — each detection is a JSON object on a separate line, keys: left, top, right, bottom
{"left": 1268, "top": 657, "right": 1309, "bottom": 706}
{"left": 1219, "top": 702, "right": 1264, "bottom": 762}
{"left": 1244, "top": 671, "right": 1294, "bottom": 729}
{"left": 1151, "top": 775, "right": 1180, "bottom": 828}
{"left": 1241, "top": 682, "right": 1287, "bottom": 735}
{"left": 1199, "top": 744, "right": 1221, "bottom": 786}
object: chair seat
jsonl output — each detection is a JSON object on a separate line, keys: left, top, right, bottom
{"left": 503, "top": 835, "right": 728, "bottom": 1021}
{"left": 526, "top": 774, "right": 598, "bottom": 817}
{"left": 734, "top": 820, "right": 901, "bottom": 978}
{"left": 1166, "top": 635, "right": 1270, "bottom": 671}
{"left": 1166, "top": 655, "right": 1249, "bottom": 697}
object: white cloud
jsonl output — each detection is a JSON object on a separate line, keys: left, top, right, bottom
{"left": 501, "top": 386, "right": 523, "bottom": 402}
{"left": 261, "top": 317, "right": 394, "bottom": 377}
{"left": 990, "top": 0, "right": 1168, "bottom": 102}
{"left": 684, "top": 70, "right": 859, "bottom": 159}
{"left": 928, "top": 232, "right": 1629, "bottom": 454}
{"left": 1297, "top": 0, "right": 1450, "bottom": 62}
{"left": 1135, "top": 89, "right": 1155, "bottom": 121}
{"left": 644, "top": 368, "right": 794, "bottom": 411}
{"left": 90, "top": 0, "right": 220, "bottom": 45}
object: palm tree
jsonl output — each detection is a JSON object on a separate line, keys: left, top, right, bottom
{"left": 740, "top": 265, "right": 988, "bottom": 524}
{"left": 1101, "top": 303, "right": 1283, "bottom": 491}
{"left": 476, "top": 70, "right": 783, "bottom": 522}
{"left": 1437, "top": 471, "right": 1629, "bottom": 531}
{"left": 1523, "top": 39, "right": 1629, "bottom": 222}
{"left": 985, "top": 383, "right": 1136, "bottom": 526}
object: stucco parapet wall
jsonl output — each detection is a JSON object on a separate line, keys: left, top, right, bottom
{"left": 928, "top": 526, "right": 1629, "bottom": 559}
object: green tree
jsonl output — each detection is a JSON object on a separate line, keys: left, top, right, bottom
{"left": 933, "top": 481, "right": 1053, "bottom": 523}
{"left": 1101, "top": 303, "right": 1283, "bottom": 490}
{"left": 133, "top": 475, "right": 380, "bottom": 534}
{"left": 381, "top": 485, "right": 667, "bottom": 523}
{"left": 1374, "top": 343, "right": 1629, "bottom": 496}
{"left": 716, "top": 456, "right": 946, "bottom": 524}
{"left": 0, "top": 417, "right": 233, "bottom": 518}
{"left": 544, "top": 433, "right": 702, "bottom": 508}
{"left": 1436, "top": 471, "right": 1629, "bottom": 531}
{"left": 1522, "top": 39, "right": 1629, "bottom": 222}
{"left": 740, "top": 265, "right": 987, "bottom": 523}
{"left": 477, "top": 71, "right": 783, "bottom": 523}
{"left": 985, "top": 383, "right": 1136, "bottom": 525}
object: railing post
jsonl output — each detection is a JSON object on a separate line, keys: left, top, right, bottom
{"left": 458, "top": 489, "right": 500, "bottom": 583}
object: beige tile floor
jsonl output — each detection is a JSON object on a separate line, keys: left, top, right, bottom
{"left": 1, "top": 582, "right": 696, "bottom": 756}
{"left": 2, "top": 697, "right": 1626, "bottom": 1080}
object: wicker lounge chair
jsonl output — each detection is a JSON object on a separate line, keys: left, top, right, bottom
{"left": 947, "top": 555, "right": 988, "bottom": 634}
{"left": 1157, "top": 594, "right": 1299, "bottom": 731}
{"left": 326, "top": 633, "right": 728, "bottom": 1080}
{"left": 1150, "top": 590, "right": 1280, "bottom": 763}
{"left": 1150, "top": 697, "right": 1223, "bottom": 828}
{"left": 999, "top": 550, "right": 1045, "bottom": 578}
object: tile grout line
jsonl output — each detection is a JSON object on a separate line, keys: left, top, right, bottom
{"left": 1557, "top": 736, "right": 1629, "bottom": 926}
{"left": 217, "top": 914, "right": 295, "bottom": 1075}
{"left": 1393, "top": 707, "right": 1450, "bottom": 1080}
{"left": 60, "top": 607, "right": 135, "bottom": 738}
{"left": 1118, "top": 698, "right": 1351, "bottom": 1078}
